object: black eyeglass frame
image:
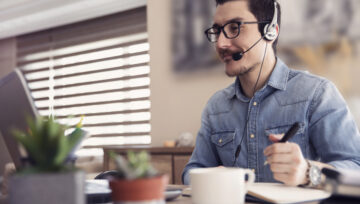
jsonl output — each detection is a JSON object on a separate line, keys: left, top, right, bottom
{"left": 204, "top": 21, "right": 270, "bottom": 43}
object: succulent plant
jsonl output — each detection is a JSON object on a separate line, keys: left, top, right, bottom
{"left": 12, "top": 116, "right": 85, "bottom": 173}
{"left": 110, "top": 151, "right": 158, "bottom": 180}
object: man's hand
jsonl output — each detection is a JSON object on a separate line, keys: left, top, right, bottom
{"left": 264, "top": 134, "right": 308, "bottom": 186}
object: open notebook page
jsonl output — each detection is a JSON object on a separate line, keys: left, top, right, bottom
{"left": 247, "top": 183, "right": 331, "bottom": 204}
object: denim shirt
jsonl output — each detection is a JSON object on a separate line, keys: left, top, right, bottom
{"left": 182, "top": 58, "right": 360, "bottom": 185}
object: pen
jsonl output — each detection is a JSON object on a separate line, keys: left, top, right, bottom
{"left": 264, "top": 122, "right": 300, "bottom": 165}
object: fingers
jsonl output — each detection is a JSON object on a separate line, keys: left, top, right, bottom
{"left": 266, "top": 153, "right": 294, "bottom": 164}
{"left": 264, "top": 142, "right": 300, "bottom": 156}
{"left": 264, "top": 142, "right": 308, "bottom": 186}
{"left": 268, "top": 133, "right": 284, "bottom": 143}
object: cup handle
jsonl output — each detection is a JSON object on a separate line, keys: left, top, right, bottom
{"left": 244, "top": 169, "right": 255, "bottom": 191}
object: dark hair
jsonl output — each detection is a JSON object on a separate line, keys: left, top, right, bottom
{"left": 215, "top": 0, "right": 281, "bottom": 55}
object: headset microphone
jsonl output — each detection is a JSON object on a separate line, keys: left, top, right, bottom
{"left": 232, "top": 52, "right": 243, "bottom": 61}
{"left": 231, "top": 36, "right": 264, "bottom": 61}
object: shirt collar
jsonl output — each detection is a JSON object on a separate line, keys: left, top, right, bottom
{"left": 228, "top": 58, "right": 289, "bottom": 100}
{"left": 266, "top": 58, "right": 289, "bottom": 91}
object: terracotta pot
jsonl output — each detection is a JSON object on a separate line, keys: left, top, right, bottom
{"left": 109, "top": 174, "right": 168, "bottom": 203}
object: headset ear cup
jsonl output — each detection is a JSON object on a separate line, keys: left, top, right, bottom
{"left": 264, "top": 24, "right": 277, "bottom": 41}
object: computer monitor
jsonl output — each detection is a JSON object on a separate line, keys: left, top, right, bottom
{"left": 0, "top": 69, "right": 38, "bottom": 169}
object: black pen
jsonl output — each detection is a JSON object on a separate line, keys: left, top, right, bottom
{"left": 264, "top": 122, "right": 301, "bottom": 165}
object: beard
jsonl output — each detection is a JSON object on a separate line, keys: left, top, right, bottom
{"left": 225, "top": 63, "right": 257, "bottom": 77}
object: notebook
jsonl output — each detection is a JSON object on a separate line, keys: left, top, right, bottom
{"left": 246, "top": 183, "right": 331, "bottom": 203}
{"left": 182, "top": 182, "right": 331, "bottom": 204}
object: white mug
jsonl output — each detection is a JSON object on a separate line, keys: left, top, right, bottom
{"left": 190, "top": 167, "right": 255, "bottom": 204}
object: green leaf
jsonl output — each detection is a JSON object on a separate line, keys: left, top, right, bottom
{"left": 12, "top": 129, "right": 45, "bottom": 165}
{"left": 54, "top": 128, "right": 84, "bottom": 166}
{"left": 110, "top": 150, "right": 158, "bottom": 179}
{"left": 12, "top": 115, "right": 85, "bottom": 173}
{"left": 109, "top": 151, "right": 135, "bottom": 179}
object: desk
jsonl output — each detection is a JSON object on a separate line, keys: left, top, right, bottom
{"left": 166, "top": 185, "right": 191, "bottom": 204}
{"left": 103, "top": 146, "right": 194, "bottom": 184}
{"left": 2, "top": 186, "right": 355, "bottom": 204}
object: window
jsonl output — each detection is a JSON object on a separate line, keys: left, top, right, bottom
{"left": 16, "top": 7, "right": 150, "bottom": 155}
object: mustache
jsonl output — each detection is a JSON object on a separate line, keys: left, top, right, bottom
{"left": 219, "top": 49, "right": 243, "bottom": 58}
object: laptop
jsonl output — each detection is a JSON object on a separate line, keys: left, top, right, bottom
{"left": 0, "top": 69, "right": 182, "bottom": 203}
{"left": 0, "top": 69, "right": 37, "bottom": 169}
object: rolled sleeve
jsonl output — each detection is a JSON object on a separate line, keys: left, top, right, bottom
{"left": 308, "top": 80, "right": 360, "bottom": 169}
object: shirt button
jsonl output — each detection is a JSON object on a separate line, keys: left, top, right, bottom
{"left": 250, "top": 134, "right": 255, "bottom": 138}
{"left": 218, "top": 138, "right": 222, "bottom": 143}
{"left": 253, "top": 102, "right": 257, "bottom": 106}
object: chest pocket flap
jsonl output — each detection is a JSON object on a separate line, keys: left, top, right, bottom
{"left": 211, "top": 131, "right": 235, "bottom": 147}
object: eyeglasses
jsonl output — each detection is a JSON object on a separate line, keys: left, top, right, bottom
{"left": 204, "top": 21, "right": 270, "bottom": 43}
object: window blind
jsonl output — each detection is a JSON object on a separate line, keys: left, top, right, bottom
{"left": 16, "top": 7, "right": 151, "bottom": 152}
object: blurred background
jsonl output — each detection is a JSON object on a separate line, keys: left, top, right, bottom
{"left": 156, "top": 0, "right": 360, "bottom": 145}
{"left": 0, "top": 0, "right": 359, "bottom": 178}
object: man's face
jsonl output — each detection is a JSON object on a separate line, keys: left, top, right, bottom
{"left": 214, "top": 1, "right": 267, "bottom": 76}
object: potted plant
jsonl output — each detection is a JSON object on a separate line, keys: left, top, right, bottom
{"left": 8, "top": 116, "right": 86, "bottom": 204}
{"left": 108, "top": 151, "right": 169, "bottom": 204}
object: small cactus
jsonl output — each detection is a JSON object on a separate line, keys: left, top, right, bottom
{"left": 109, "top": 151, "right": 158, "bottom": 180}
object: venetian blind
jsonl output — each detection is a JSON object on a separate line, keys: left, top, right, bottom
{"left": 16, "top": 7, "right": 151, "bottom": 152}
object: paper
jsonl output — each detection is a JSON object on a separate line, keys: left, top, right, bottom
{"left": 247, "top": 183, "right": 331, "bottom": 204}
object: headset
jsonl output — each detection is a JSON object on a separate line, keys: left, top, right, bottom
{"left": 263, "top": 1, "right": 278, "bottom": 41}
{"left": 232, "top": 1, "right": 278, "bottom": 61}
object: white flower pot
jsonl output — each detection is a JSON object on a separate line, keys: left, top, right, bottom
{"left": 9, "top": 171, "right": 85, "bottom": 204}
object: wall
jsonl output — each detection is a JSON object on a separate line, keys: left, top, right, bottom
{"left": 147, "top": 0, "right": 360, "bottom": 147}
{"left": 147, "top": 0, "right": 233, "bottom": 146}
{"left": 0, "top": 38, "right": 16, "bottom": 77}
{"left": 0, "top": 37, "right": 16, "bottom": 175}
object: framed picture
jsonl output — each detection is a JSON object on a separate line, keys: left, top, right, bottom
{"left": 171, "top": 0, "right": 360, "bottom": 72}
{"left": 171, "top": 0, "right": 219, "bottom": 72}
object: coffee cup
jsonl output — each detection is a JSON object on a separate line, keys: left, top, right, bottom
{"left": 190, "top": 167, "right": 255, "bottom": 204}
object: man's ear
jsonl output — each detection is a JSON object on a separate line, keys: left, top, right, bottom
{"left": 274, "top": 24, "right": 279, "bottom": 41}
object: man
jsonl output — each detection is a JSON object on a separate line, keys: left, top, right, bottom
{"left": 182, "top": 0, "right": 360, "bottom": 187}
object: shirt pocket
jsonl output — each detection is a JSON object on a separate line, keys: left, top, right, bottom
{"left": 264, "top": 123, "right": 306, "bottom": 149}
{"left": 210, "top": 131, "right": 235, "bottom": 166}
